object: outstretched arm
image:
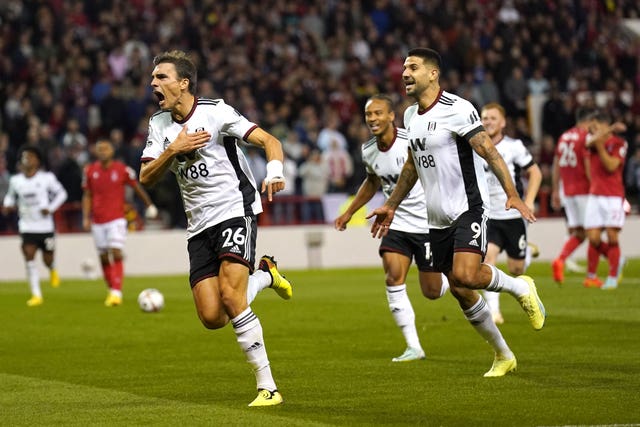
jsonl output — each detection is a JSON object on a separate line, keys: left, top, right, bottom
{"left": 335, "top": 174, "right": 380, "bottom": 231}
{"left": 366, "top": 152, "right": 418, "bottom": 238}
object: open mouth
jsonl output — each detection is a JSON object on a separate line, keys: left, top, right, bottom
{"left": 154, "top": 91, "right": 165, "bottom": 105}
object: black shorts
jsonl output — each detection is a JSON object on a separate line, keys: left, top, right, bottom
{"left": 487, "top": 218, "right": 527, "bottom": 259}
{"left": 379, "top": 229, "right": 434, "bottom": 272}
{"left": 429, "top": 207, "right": 488, "bottom": 274}
{"left": 21, "top": 232, "right": 55, "bottom": 252}
{"left": 186, "top": 216, "right": 257, "bottom": 287}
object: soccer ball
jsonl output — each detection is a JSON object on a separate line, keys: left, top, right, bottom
{"left": 137, "top": 288, "right": 164, "bottom": 313}
{"left": 80, "top": 258, "right": 98, "bottom": 280}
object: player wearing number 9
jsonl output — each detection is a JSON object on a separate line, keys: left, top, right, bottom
{"left": 140, "top": 50, "right": 288, "bottom": 406}
{"left": 368, "top": 47, "right": 546, "bottom": 378}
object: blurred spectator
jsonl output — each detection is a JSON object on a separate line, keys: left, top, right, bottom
{"left": 246, "top": 146, "right": 267, "bottom": 186}
{"left": 528, "top": 67, "right": 550, "bottom": 96}
{"left": 317, "top": 112, "right": 348, "bottom": 152}
{"left": 298, "top": 149, "right": 329, "bottom": 223}
{"left": 537, "top": 134, "right": 557, "bottom": 189}
{"left": 61, "top": 117, "right": 87, "bottom": 149}
{"left": 323, "top": 139, "right": 353, "bottom": 193}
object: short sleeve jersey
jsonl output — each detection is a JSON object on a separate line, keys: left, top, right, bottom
{"left": 83, "top": 161, "right": 137, "bottom": 224}
{"left": 141, "top": 98, "right": 262, "bottom": 238}
{"left": 362, "top": 128, "right": 429, "bottom": 233}
{"left": 403, "top": 90, "right": 487, "bottom": 229}
{"left": 588, "top": 135, "right": 627, "bottom": 197}
{"left": 483, "top": 136, "right": 534, "bottom": 220}
{"left": 3, "top": 170, "right": 67, "bottom": 233}
{"left": 555, "top": 126, "right": 590, "bottom": 196}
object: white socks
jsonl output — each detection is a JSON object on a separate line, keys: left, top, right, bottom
{"left": 484, "top": 264, "right": 528, "bottom": 297}
{"left": 439, "top": 274, "right": 450, "bottom": 297}
{"left": 26, "top": 260, "right": 42, "bottom": 298}
{"left": 246, "top": 270, "right": 271, "bottom": 305}
{"left": 386, "top": 284, "right": 422, "bottom": 350}
{"left": 483, "top": 290, "right": 501, "bottom": 315}
{"left": 463, "top": 295, "right": 513, "bottom": 359}
{"left": 232, "top": 307, "right": 276, "bottom": 392}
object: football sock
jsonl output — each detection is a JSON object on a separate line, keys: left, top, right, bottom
{"left": 525, "top": 246, "right": 532, "bottom": 270}
{"left": 484, "top": 264, "right": 528, "bottom": 298}
{"left": 386, "top": 284, "right": 421, "bottom": 350}
{"left": 246, "top": 270, "right": 271, "bottom": 304}
{"left": 607, "top": 243, "right": 620, "bottom": 278}
{"left": 587, "top": 243, "right": 600, "bottom": 276}
{"left": 559, "top": 236, "right": 582, "bottom": 261}
{"left": 483, "top": 290, "right": 501, "bottom": 314}
{"left": 597, "top": 241, "right": 610, "bottom": 257}
{"left": 112, "top": 259, "right": 123, "bottom": 291}
{"left": 232, "top": 307, "right": 277, "bottom": 392}
{"left": 101, "top": 261, "right": 114, "bottom": 289}
{"left": 439, "top": 274, "right": 450, "bottom": 297}
{"left": 463, "top": 295, "right": 513, "bottom": 359}
{"left": 26, "top": 260, "right": 42, "bottom": 298}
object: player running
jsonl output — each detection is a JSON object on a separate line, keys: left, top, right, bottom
{"left": 2, "top": 146, "right": 67, "bottom": 306}
{"left": 335, "top": 94, "right": 449, "bottom": 362}
{"left": 140, "top": 50, "right": 292, "bottom": 406}
{"left": 368, "top": 47, "right": 546, "bottom": 377}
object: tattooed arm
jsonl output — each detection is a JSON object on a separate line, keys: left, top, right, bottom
{"left": 386, "top": 150, "right": 419, "bottom": 209}
{"left": 468, "top": 130, "right": 536, "bottom": 222}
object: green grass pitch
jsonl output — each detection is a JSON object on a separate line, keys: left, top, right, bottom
{"left": 1, "top": 260, "right": 639, "bottom": 426}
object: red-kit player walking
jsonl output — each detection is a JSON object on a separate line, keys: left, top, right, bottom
{"left": 82, "top": 138, "right": 158, "bottom": 306}
{"left": 583, "top": 112, "right": 628, "bottom": 290}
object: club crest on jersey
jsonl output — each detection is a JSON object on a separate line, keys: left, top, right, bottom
{"left": 427, "top": 122, "right": 436, "bottom": 131}
{"left": 195, "top": 127, "right": 205, "bottom": 132}
{"left": 163, "top": 137, "right": 170, "bottom": 149}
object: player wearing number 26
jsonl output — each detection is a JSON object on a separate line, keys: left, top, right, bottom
{"left": 140, "top": 50, "right": 290, "bottom": 406}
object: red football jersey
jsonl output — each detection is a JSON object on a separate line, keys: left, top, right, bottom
{"left": 588, "top": 135, "right": 627, "bottom": 197}
{"left": 555, "top": 126, "right": 590, "bottom": 196}
{"left": 83, "top": 161, "right": 138, "bottom": 224}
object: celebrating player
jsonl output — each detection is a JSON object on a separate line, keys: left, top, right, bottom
{"left": 551, "top": 108, "right": 598, "bottom": 284}
{"left": 2, "top": 146, "right": 67, "bottom": 306}
{"left": 335, "top": 94, "right": 449, "bottom": 362}
{"left": 583, "top": 112, "right": 628, "bottom": 289}
{"left": 480, "top": 103, "right": 542, "bottom": 324}
{"left": 368, "top": 47, "right": 546, "bottom": 377}
{"left": 82, "top": 138, "right": 158, "bottom": 306}
{"left": 140, "top": 50, "right": 292, "bottom": 406}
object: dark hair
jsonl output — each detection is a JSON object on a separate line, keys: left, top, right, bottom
{"left": 590, "top": 109, "right": 611, "bottom": 123}
{"left": 20, "top": 145, "right": 43, "bottom": 164}
{"left": 407, "top": 47, "right": 442, "bottom": 70}
{"left": 152, "top": 50, "right": 198, "bottom": 94}
{"left": 575, "top": 106, "right": 596, "bottom": 123}
{"left": 366, "top": 94, "right": 394, "bottom": 112}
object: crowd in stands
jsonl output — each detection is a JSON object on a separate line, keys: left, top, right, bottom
{"left": 1, "top": 0, "right": 640, "bottom": 231}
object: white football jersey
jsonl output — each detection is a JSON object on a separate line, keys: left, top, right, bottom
{"left": 404, "top": 90, "right": 488, "bottom": 228}
{"left": 142, "top": 98, "right": 263, "bottom": 238}
{"left": 483, "top": 136, "right": 534, "bottom": 220}
{"left": 362, "top": 128, "right": 429, "bottom": 233}
{"left": 3, "top": 170, "right": 68, "bottom": 233}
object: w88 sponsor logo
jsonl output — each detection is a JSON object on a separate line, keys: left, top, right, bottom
{"left": 178, "top": 163, "right": 210, "bottom": 180}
